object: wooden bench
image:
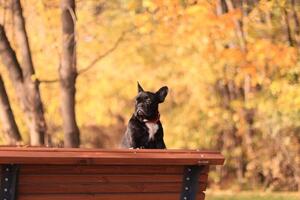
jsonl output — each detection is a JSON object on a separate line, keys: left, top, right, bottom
{"left": 0, "top": 147, "right": 224, "bottom": 200}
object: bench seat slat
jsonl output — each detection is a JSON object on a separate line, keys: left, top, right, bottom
{"left": 20, "top": 165, "right": 187, "bottom": 175}
{"left": 0, "top": 147, "right": 220, "bottom": 154}
{"left": 18, "top": 182, "right": 206, "bottom": 194}
{"left": 19, "top": 174, "right": 208, "bottom": 184}
{"left": 20, "top": 165, "right": 209, "bottom": 175}
{"left": 19, "top": 183, "right": 207, "bottom": 194}
{"left": 0, "top": 148, "right": 225, "bottom": 165}
{"left": 18, "top": 193, "right": 205, "bottom": 200}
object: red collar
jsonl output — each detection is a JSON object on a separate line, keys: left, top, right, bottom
{"left": 143, "top": 112, "right": 160, "bottom": 123}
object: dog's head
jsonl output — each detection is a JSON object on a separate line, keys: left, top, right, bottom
{"left": 134, "top": 82, "right": 168, "bottom": 122}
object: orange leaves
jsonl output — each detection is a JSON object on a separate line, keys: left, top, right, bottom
{"left": 213, "top": 38, "right": 298, "bottom": 87}
{"left": 274, "top": 46, "right": 297, "bottom": 70}
{"left": 184, "top": 3, "right": 219, "bottom": 29}
{"left": 220, "top": 48, "right": 246, "bottom": 66}
{"left": 247, "top": 39, "right": 297, "bottom": 71}
{"left": 219, "top": 8, "right": 242, "bottom": 28}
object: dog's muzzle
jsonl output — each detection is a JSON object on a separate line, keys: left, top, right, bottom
{"left": 136, "top": 108, "right": 146, "bottom": 117}
{"left": 137, "top": 110, "right": 144, "bottom": 116}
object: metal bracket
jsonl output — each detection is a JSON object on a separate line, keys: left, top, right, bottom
{"left": 180, "top": 165, "right": 201, "bottom": 200}
{"left": 0, "top": 165, "right": 19, "bottom": 200}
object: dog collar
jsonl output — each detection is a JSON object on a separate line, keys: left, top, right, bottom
{"left": 143, "top": 112, "right": 160, "bottom": 123}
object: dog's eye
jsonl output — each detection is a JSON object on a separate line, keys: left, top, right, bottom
{"left": 146, "top": 97, "right": 151, "bottom": 103}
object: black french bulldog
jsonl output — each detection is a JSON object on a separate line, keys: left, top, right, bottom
{"left": 121, "top": 82, "right": 168, "bottom": 149}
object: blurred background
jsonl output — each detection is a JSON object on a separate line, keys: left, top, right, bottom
{"left": 0, "top": 0, "right": 299, "bottom": 198}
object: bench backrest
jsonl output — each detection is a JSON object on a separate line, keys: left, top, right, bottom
{"left": 0, "top": 148, "right": 224, "bottom": 200}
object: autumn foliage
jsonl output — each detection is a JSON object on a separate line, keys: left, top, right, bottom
{"left": 0, "top": 0, "right": 299, "bottom": 191}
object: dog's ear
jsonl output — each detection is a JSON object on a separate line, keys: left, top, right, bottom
{"left": 137, "top": 81, "right": 144, "bottom": 93}
{"left": 156, "top": 86, "right": 168, "bottom": 103}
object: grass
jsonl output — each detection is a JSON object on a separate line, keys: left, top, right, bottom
{"left": 205, "top": 191, "right": 300, "bottom": 200}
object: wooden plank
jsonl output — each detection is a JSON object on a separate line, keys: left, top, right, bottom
{"left": 200, "top": 165, "right": 209, "bottom": 174}
{"left": 200, "top": 192, "right": 206, "bottom": 200}
{"left": 19, "top": 182, "right": 183, "bottom": 194}
{"left": 19, "top": 164, "right": 209, "bottom": 175}
{"left": 19, "top": 165, "right": 185, "bottom": 175}
{"left": 0, "top": 147, "right": 220, "bottom": 154}
{"left": 19, "top": 174, "right": 208, "bottom": 184}
{"left": 18, "top": 192, "right": 205, "bottom": 200}
{"left": 0, "top": 148, "right": 225, "bottom": 165}
{"left": 199, "top": 182, "right": 207, "bottom": 191}
{"left": 19, "top": 174, "right": 183, "bottom": 183}
{"left": 19, "top": 183, "right": 208, "bottom": 194}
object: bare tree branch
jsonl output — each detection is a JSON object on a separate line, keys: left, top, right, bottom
{"left": 0, "top": 24, "right": 23, "bottom": 82}
{"left": 38, "top": 78, "right": 59, "bottom": 84}
{"left": 78, "top": 30, "right": 127, "bottom": 75}
{"left": 0, "top": 74, "right": 22, "bottom": 145}
{"left": 39, "top": 28, "right": 131, "bottom": 83}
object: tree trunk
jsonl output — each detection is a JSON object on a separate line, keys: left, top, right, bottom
{"left": 0, "top": 25, "right": 45, "bottom": 146}
{"left": 291, "top": 0, "right": 300, "bottom": 46}
{"left": 12, "top": 0, "right": 35, "bottom": 77}
{"left": 11, "top": 0, "right": 47, "bottom": 145}
{"left": 0, "top": 74, "right": 22, "bottom": 145}
{"left": 60, "top": 0, "right": 80, "bottom": 147}
{"left": 225, "top": 0, "right": 247, "bottom": 51}
{"left": 216, "top": 0, "right": 228, "bottom": 15}
{"left": 283, "top": 8, "right": 295, "bottom": 47}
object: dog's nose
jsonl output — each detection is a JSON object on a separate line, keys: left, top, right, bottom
{"left": 137, "top": 110, "right": 144, "bottom": 116}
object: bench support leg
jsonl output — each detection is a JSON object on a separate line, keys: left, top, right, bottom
{"left": 180, "top": 165, "right": 202, "bottom": 200}
{"left": 0, "top": 164, "right": 19, "bottom": 200}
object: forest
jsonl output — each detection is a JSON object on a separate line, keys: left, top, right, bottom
{"left": 0, "top": 0, "right": 299, "bottom": 192}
